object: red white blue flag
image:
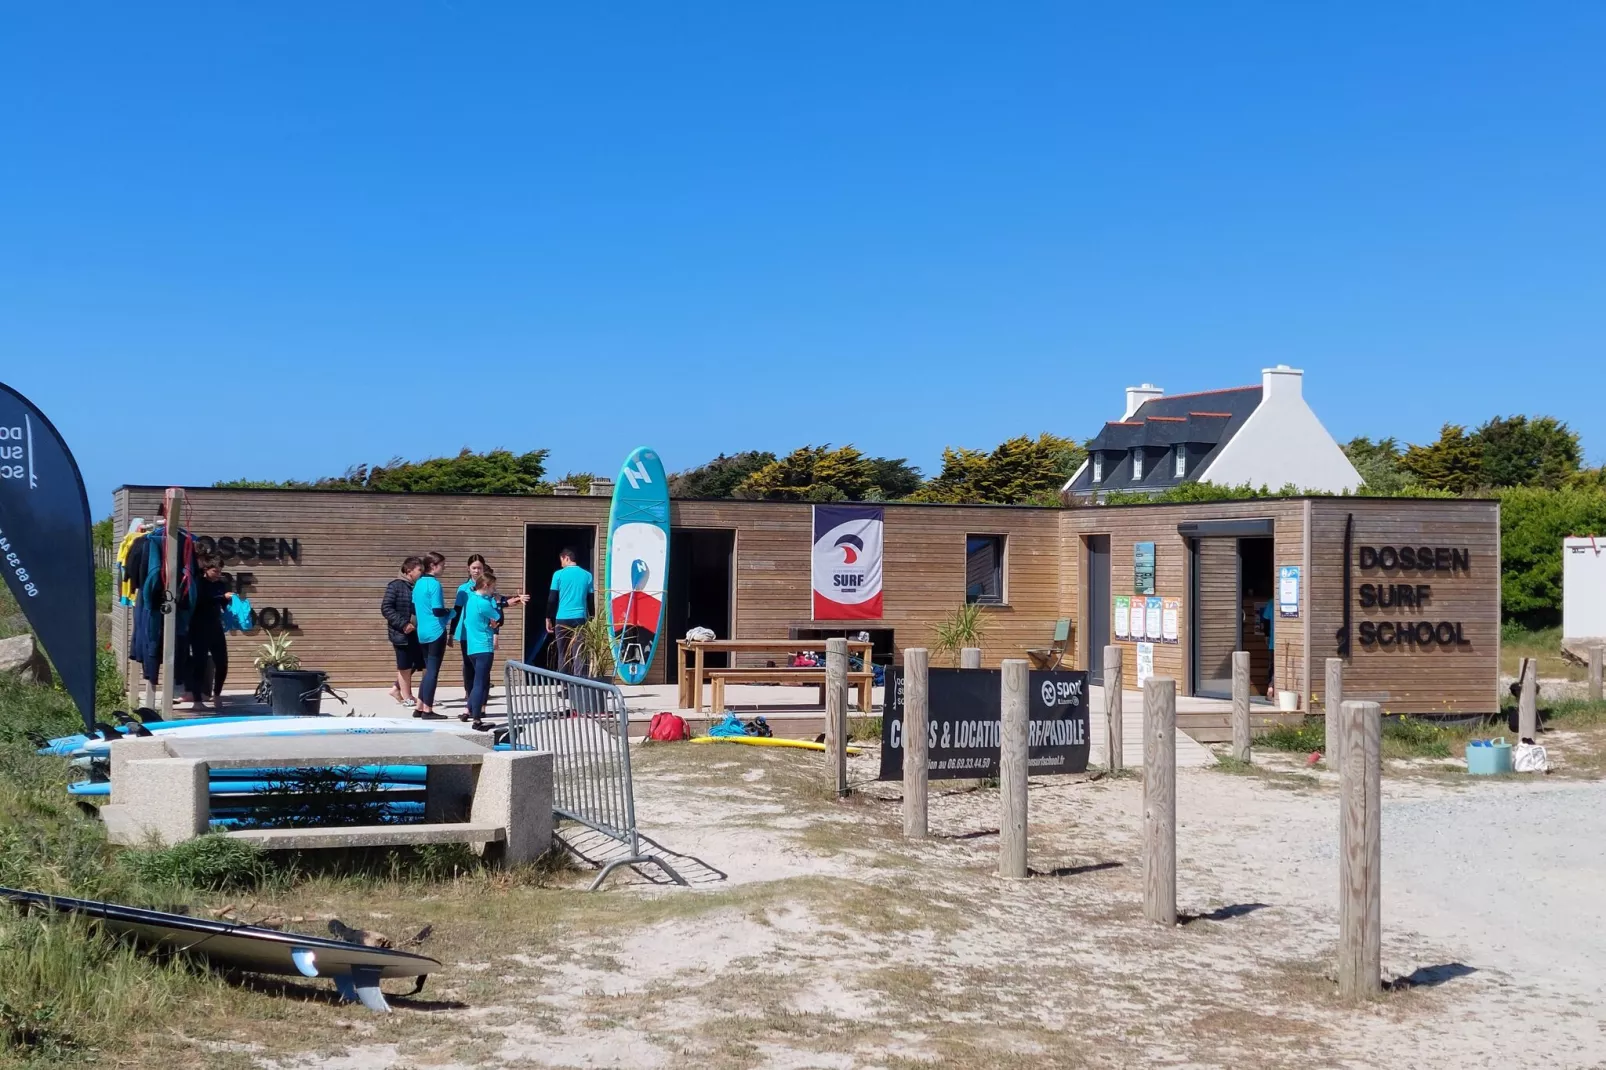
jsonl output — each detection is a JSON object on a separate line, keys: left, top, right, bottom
{"left": 811, "top": 504, "right": 884, "bottom": 620}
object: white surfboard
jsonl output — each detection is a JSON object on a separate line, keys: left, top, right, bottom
{"left": 79, "top": 717, "right": 482, "bottom": 756}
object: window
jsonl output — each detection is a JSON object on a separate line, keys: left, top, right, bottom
{"left": 1174, "top": 444, "right": 1186, "bottom": 478}
{"left": 1132, "top": 449, "right": 1144, "bottom": 480}
{"left": 965, "top": 534, "right": 1006, "bottom": 605}
{"left": 1092, "top": 454, "right": 1103, "bottom": 484}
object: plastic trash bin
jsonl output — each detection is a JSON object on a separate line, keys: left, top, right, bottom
{"left": 1466, "top": 737, "right": 1513, "bottom": 775}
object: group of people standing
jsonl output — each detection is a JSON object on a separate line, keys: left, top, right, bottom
{"left": 380, "top": 548, "right": 595, "bottom": 721}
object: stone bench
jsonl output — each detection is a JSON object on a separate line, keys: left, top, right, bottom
{"left": 101, "top": 732, "right": 553, "bottom": 867}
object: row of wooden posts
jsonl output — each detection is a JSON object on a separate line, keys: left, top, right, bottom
{"left": 812, "top": 638, "right": 1389, "bottom": 1002}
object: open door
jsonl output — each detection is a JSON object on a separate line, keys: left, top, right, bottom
{"left": 523, "top": 525, "right": 596, "bottom": 669}
{"left": 665, "top": 529, "right": 734, "bottom": 682}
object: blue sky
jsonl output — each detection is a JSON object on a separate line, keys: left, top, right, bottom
{"left": 3, "top": 3, "right": 1604, "bottom": 511}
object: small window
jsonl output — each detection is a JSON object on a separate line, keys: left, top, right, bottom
{"left": 1174, "top": 444, "right": 1186, "bottom": 477}
{"left": 1091, "top": 454, "right": 1103, "bottom": 484}
{"left": 965, "top": 534, "right": 1006, "bottom": 605}
{"left": 1132, "top": 449, "right": 1144, "bottom": 480}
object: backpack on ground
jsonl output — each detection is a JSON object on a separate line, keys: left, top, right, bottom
{"left": 647, "top": 712, "right": 689, "bottom": 742}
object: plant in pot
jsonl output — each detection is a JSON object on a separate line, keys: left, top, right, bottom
{"left": 931, "top": 602, "right": 992, "bottom": 666}
{"left": 252, "top": 631, "right": 324, "bottom": 715}
{"left": 571, "top": 615, "right": 618, "bottom": 682}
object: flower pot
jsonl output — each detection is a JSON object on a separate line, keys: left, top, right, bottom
{"left": 266, "top": 669, "right": 328, "bottom": 716}
{"left": 1276, "top": 689, "right": 1300, "bottom": 712}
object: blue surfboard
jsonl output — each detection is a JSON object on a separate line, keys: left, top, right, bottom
{"left": 607, "top": 447, "right": 670, "bottom": 685}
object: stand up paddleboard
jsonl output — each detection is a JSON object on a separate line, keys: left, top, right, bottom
{"left": 0, "top": 887, "right": 438, "bottom": 1013}
{"left": 607, "top": 447, "right": 670, "bottom": 685}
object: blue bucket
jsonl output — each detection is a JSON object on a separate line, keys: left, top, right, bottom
{"left": 1466, "top": 737, "right": 1513, "bottom": 775}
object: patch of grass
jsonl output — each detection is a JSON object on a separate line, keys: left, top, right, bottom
{"left": 1258, "top": 719, "right": 1326, "bottom": 754}
{"left": 1257, "top": 713, "right": 1490, "bottom": 761}
{"left": 121, "top": 835, "right": 270, "bottom": 893}
{"left": 847, "top": 715, "right": 882, "bottom": 743}
{"left": 1502, "top": 622, "right": 1584, "bottom": 681}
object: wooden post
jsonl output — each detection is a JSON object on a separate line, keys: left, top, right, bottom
{"left": 1142, "top": 677, "right": 1177, "bottom": 925}
{"left": 1518, "top": 656, "right": 1538, "bottom": 740}
{"left": 960, "top": 647, "right": 982, "bottom": 670}
{"left": 159, "top": 488, "right": 185, "bottom": 716}
{"left": 1590, "top": 646, "right": 1603, "bottom": 704}
{"left": 1103, "top": 645, "right": 1124, "bottom": 772}
{"left": 825, "top": 638, "right": 848, "bottom": 797}
{"left": 902, "top": 648, "right": 930, "bottom": 840}
{"left": 1231, "top": 650, "right": 1251, "bottom": 763}
{"left": 999, "top": 658, "right": 1029, "bottom": 879}
{"left": 1324, "top": 658, "right": 1344, "bottom": 760}
{"left": 1337, "top": 699, "right": 1382, "bottom": 1000}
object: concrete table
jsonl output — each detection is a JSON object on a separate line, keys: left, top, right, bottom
{"left": 103, "top": 732, "right": 552, "bottom": 867}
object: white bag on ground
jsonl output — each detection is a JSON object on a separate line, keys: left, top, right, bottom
{"left": 1513, "top": 742, "right": 1549, "bottom": 773}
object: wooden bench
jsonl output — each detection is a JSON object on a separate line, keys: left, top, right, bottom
{"left": 706, "top": 668, "right": 873, "bottom": 714}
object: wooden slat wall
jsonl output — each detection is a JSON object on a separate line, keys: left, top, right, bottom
{"left": 111, "top": 488, "right": 1070, "bottom": 692}
{"left": 1308, "top": 498, "right": 1500, "bottom": 715}
{"left": 1194, "top": 537, "right": 1239, "bottom": 685}
{"left": 1060, "top": 500, "right": 1310, "bottom": 741}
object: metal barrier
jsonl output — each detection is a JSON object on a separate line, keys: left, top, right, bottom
{"left": 504, "top": 661, "right": 687, "bottom": 890}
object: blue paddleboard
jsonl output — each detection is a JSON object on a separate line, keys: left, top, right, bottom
{"left": 606, "top": 447, "right": 670, "bottom": 685}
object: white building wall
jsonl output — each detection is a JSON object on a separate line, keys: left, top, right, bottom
{"left": 1564, "top": 537, "right": 1606, "bottom": 640}
{"left": 1200, "top": 365, "right": 1362, "bottom": 493}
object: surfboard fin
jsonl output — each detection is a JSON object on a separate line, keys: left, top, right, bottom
{"left": 334, "top": 967, "right": 391, "bottom": 1013}
{"left": 289, "top": 947, "right": 319, "bottom": 978}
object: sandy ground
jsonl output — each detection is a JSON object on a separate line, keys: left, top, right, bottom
{"left": 233, "top": 734, "right": 1606, "bottom": 1070}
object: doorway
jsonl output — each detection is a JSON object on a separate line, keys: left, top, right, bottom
{"left": 523, "top": 525, "right": 597, "bottom": 669}
{"left": 1086, "top": 535, "right": 1110, "bottom": 684}
{"left": 1189, "top": 535, "right": 1274, "bottom": 698}
{"left": 665, "top": 529, "right": 735, "bottom": 682}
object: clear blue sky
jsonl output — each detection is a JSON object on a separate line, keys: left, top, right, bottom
{"left": 4, "top": 3, "right": 1604, "bottom": 512}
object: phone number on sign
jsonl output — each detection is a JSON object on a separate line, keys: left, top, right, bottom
{"left": 0, "top": 529, "right": 38, "bottom": 597}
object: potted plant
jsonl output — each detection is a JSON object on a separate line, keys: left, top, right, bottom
{"left": 931, "top": 603, "right": 993, "bottom": 666}
{"left": 252, "top": 631, "right": 326, "bottom": 715}
{"left": 571, "top": 615, "right": 618, "bottom": 681}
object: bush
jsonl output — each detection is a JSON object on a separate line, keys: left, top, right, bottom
{"left": 1257, "top": 720, "right": 1326, "bottom": 753}
{"left": 120, "top": 835, "right": 269, "bottom": 893}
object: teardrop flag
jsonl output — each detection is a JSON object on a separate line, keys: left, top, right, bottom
{"left": 0, "top": 384, "right": 96, "bottom": 731}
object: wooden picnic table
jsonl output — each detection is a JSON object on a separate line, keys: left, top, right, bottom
{"left": 676, "top": 638, "right": 874, "bottom": 713}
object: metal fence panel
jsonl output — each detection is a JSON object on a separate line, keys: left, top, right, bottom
{"left": 504, "top": 661, "right": 685, "bottom": 890}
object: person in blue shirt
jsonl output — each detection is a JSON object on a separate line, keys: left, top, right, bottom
{"left": 411, "top": 551, "right": 451, "bottom": 719}
{"left": 546, "top": 547, "right": 595, "bottom": 677}
{"left": 461, "top": 571, "right": 504, "bottom": 721}
{"left": 1260, "top": 599, "right": 1276, "bottom": 698}
{"left": 452, "top": 555, "right": 489, "bottom": 694}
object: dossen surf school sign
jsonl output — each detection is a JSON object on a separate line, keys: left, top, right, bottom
{"left": 811, "top": 504, "right": 883, "bottom": 619}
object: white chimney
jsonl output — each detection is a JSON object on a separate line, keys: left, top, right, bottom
{"left": 1262, "top": 364, "right": 1303, "bottom": 400}
{"left": 1123, "top": 383, "right": 1163, "bottom": 419}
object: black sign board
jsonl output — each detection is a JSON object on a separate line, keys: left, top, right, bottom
{"left": 878, "top": 668, "right": 1091, "bottom": 781}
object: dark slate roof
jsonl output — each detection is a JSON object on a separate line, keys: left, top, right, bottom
{"left": 1066, "top": 386, "right": 1262, "bottom": 496}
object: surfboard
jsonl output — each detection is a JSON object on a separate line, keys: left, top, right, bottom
{"left": 690, "top": 736, "right": 865, "bottom": 755}
{"left": 76, "top": 717, "right": 483, "bottom": 756}
{"left": 607, "top": 446, "right": 670, "bottom": 685}
{"left": 0, "top": 887, "right": 439, "bottom": 1012}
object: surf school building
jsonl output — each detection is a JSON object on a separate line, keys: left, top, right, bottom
{"left": 109, "top": 486, "right": 1502, "bottom": 740}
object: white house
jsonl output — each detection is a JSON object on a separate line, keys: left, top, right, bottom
{"left": 1061, "top": 365, "right": 1362, "bottom": 501}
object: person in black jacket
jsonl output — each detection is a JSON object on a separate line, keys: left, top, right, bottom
{"left": 183, "top": 553, "right": 234, "bottom": 711}
{"left": 383, "top": 556, "right": 425, "bottom": 706}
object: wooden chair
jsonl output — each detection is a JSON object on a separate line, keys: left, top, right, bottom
{"left": 1026, "top": 619, "right": 1072, "bottom": 670}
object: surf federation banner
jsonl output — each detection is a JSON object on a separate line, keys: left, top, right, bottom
{"left": 811, "top": 504, "right": 884, "bottom": 619}
{"left": 878, "top": 668, "right": 1090, "bottom": 780}
{"left": 0, "top": 384, "right": 96, "bottom": 731}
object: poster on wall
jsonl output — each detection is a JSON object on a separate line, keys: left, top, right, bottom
{"left": 1145, "top": 595, "right": 1163, "bottom": 640}
{"left": 1113, "top": 595, "right": 1131, "bottom": 639}
{"left": 1134, "top": 541, "right": 1156, "bottom": 595}
{"left": 1136, "top": 641, "right": 1155, "bottom": 685}
{"left": 811, "top": 504, "right": 884, "bottom": 619}
{"left": 1161, "top": 597, "right": 1180, "bottom": 643}
{"left": 1278, "top": 565, "right": 1301, "bottom": 618}
{"left": 1128, "top": 597, "right": 1144, "bottom": 638}
{"left": 0, "top": 384, "right": 96, "bottom": 732}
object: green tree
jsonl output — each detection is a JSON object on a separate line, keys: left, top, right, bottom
{"left": 217, "top": 448, "right": 552, "bottom": 494}
{"left": 668, "top": 451, "right": 777, "bottom": 499}
{"left": 1472, "top": 415, "right": 1580, "bottom": 489}
{"left": 1401, "top": 424, "right": 1483, "bottom": 493}
{"left": 1343, "top": 437, "right": 1419, "bottom": 494}
{"left": 92, "top": 516, "right": 114, "bottom": 550}
{"left": 736, "top": 445, "right": 878, "bottom": 501}
{"left": 864, "top": 456, "right": 924, "bottom": 501}
{"left": 912, "top": 433, "right": 1083, "bottom": 505}
{"left": 1499, "top": 486, "right": 1606, "bottom": 627}
{"left": 555, "top": 472, "right": 596, "bottom": 495}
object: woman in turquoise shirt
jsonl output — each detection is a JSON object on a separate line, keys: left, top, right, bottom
{"left": 461, "top": 571, "right": 503, "bottom": 721}
{"left": 411, "top": 551, "right": 451, "bottom": 719}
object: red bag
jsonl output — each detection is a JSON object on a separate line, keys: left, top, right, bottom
{"left": 647, "top": 712, "right": 689, "bottom": 742}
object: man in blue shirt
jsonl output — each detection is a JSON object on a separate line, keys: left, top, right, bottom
{"left": 547, "top": 547, "right": 594, "bottom": 677}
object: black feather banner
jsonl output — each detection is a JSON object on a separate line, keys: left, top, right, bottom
{"left": 0, "top": 384, "right": 95, "bottom": 731}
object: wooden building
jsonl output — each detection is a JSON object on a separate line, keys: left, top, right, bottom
{"left": 111, "top": 487, "right": 1500, "bottom": 741}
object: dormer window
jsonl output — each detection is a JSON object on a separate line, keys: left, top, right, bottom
{"left": 1132, "top": 449, "right": 1144, "bottom": 480}
{"left": 1092, "top": 454, "right": 1104, "bottom": 484}
{"left": 1174, "top": 444, "right": 1186, "bottom": 478}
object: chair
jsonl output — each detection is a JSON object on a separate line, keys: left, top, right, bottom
{"left": 1027, "top": 619, "right": 1072, "bottom": 670}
